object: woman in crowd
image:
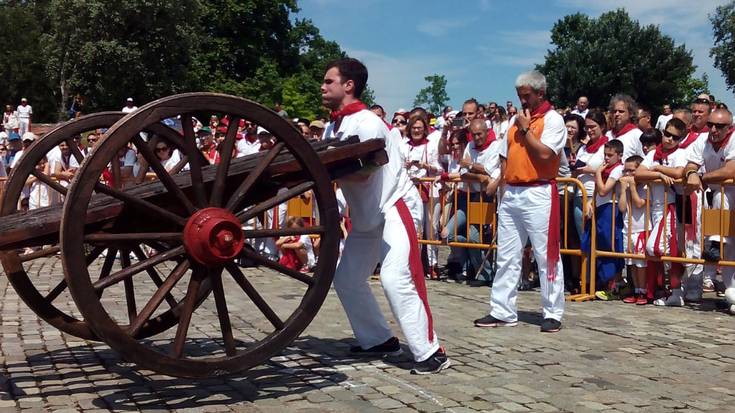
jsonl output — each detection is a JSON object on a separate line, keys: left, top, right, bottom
{"left": 391, "top": 112, "right": 409, "bottom": 140}
{"left": 572, "top": 110, "right": 608, "bottom": 241}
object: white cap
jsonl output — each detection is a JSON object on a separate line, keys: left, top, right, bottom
{"left": 20, "top": 97, "right": 27, "bottom": 102}
{"left": 22, "top": 132, "right": 37, "bottom": 141}
{"left": 256, "top": 126, "right": 270, "bottom": 135}
{"left": 447, "top": 110, "right": 459, "bottom": 118}
{"left": 126, "top": 97, "right": 133, "bottom": 102}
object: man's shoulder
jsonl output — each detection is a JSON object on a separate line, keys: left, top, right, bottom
{"left": 543, "top": 109, "right": 565, "bottom": 126}
{"left": 348, "top": 109, "right": 388, "bottom": 137}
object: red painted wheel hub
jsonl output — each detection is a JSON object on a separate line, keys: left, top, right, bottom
{"left": 183, "top": 207, "right": 245, "bottom": 266}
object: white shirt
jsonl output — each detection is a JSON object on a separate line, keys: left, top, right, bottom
{"left": 299, "top": 234, "right": 316, "bottom": 268}
{"left": 571, "top": 108, "right": 589, "bottom": 118}
{"left": 623, "top": 184, "right": 649, "bottom": 234}
{"left": 607, "top": 127, "right": 643, "bottom": 163}
{"left": 16, "top": 104, "right": 32, "bottom": 120}
{"left": 325, "top": 109, "right": 415, "bottom": 232}
{"left": 574, "top": 143, "right": 605, "bottom": 197}
{"left": 687, "top": 131, "right": 735, "bottom": 199}
{"left": 121, "top": 105, "right": 138, "bottom": 114}
{"left": 655, "top": 114, "right": 673, "bottom": 132}
{"left": 641, "top": 147, "right": 688, "bottom": 210}
{"left": 461, "top": 139, "right": 501, "bottom": 193}
{"left": 236, "top": 137, "right": 261, "bottom": 157}
{"left": 596, "top": 164, "right": 623, "bottom": 205}
{"left": 9, "top": 149, "right": 23, "bottom": 169}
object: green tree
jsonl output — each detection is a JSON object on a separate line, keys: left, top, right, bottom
{"left": 361, "top": 85, "right": 376, "bottom": 108}
{"left": 413, "top": 74, "right": 449, "bottom": 114}
{"left": 537, "top": 9, "right": 698, "bottom": 110}
{"left": 710, "top": 1, "right": 735, "bottom": 94}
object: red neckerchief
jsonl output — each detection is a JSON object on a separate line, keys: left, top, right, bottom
{"left": 584, "top": 136, "right": 608, "bottom": 154}
{"left": 601, "top": 161, "right": 621, "bottom": 181}
{"left": 653, "top": 144, "right": 678, "bottom": 163}
{"left": 407, "top": 136, "right": 428, "bottom": 147}
{"left": 709, "top": 127, "right": 735, "bottom": 152}
{"left": 473, "top": 130, "right": 497, "bottom": 151}
{"left": 530, "top": 100, "right": 552, "bottom": 119}
{"left": 330, "top": 101, "right": 367, "bottom": 121}
{"left": 612, "top": 122, "right": 636, "bottom": 138}
{"left": 679, "top": 125, "right": 709, "bottom": 149}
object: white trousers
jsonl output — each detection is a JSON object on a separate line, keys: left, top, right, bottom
{"left": 333, "top": 191, "right": 440, "bottom": 362}
{"left": 490, "top": 184, "right": 565, "bottom": 322}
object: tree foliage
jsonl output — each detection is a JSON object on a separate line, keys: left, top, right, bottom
{"left": 0, "top": 1, "right": 348, "bottom": 122}
{"left": 710, "top": 1, "right": 735, "bottom": 95}
{"left": 537, "top": 9, "right": 699, "bottom": 110}
{"left": 413, "top": 74, "right": 449, "bottom": 114}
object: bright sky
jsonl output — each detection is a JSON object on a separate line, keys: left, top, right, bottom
{"left": 298, "top": 0, "right": 733, "bottom": 116}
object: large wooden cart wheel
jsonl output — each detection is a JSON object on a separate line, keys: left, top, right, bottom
{"left": 60, "top": 93, "right": 340, "bottom": 377}
{"left": 0, "top": 112, "right": 210, "bottom": 340}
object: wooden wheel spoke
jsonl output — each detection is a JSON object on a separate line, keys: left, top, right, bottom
{"left": 84, "top": 232, "right": 182, "bottom": 244}
{"left": 225, "top": 142, "right": 285, "bottom": 211}
{"left": 93, "top": 182, "right": 187, "bottom": 226}
{"left": 210, "top": 117, "right": 241, "bottom": 207}
{"left": 171, "top": 267, "right": 206, "bottom": 358}
{"left": 46, "top": 245, "right": 106, "bottom": 302}
{"left": 211, "top": 268, "right": 237, "bottom": 356}
{"left": 238, "top": 247, "right": 313, "bottom": 286}
{"left": 93, "top": 246, "right": 185, "bottom": 291}
{"left": 30, "top": 169, "right": 68, "bottom": 196}
{"left": 181, "top": 115, "right": 208, "bottom": 208}
{"left": 236, "top": 181, "right": 314, "bottom": 223}
{"left": 225, "top": 263, "right": 284, "bottom": 330}
{"left": 95, "top": 247, "right": 118, "bottom": 299}
{"left": 130, "top": 246, "right": 179, "bottom": 308}
{"left": 120, "top": 250, "right": 138, "bottom": 323}
{"left": 131, "top": 134, "right": 197, "bottom": 214}
{"left": 20, "top": 245, "right": 60, "bottom": 262}
{"left": 243, "top": 225, "right": 324, "bottom": 239}
{"left": 127, "top": 258, "right": 190, "bottom": 337}
{"left": 66, "top": 138, "right": 85, "bottom": 165}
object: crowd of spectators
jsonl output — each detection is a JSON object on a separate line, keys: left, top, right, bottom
{"left": 3, "top": 91, "right": 735, "bottom": 314}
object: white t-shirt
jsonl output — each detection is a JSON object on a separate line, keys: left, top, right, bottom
{"left": 607, "top": 127, "right": 643, "bottom": 163}
{"left": 596, "top": 164, "right": 623, "bottom": 205}
{"left": 325, "top": 109, "right": 415, "bottom": 232}
{"left": 236, "top": 137, "right": 261, "bottom": 157}
{"left": 461, "top": 139, "right": 501, "bottom": 193}
{"left": 299, "top": 234, "right": 316, "bottom": 268}
{"left": 655, "top": 114, "right": 673, "bottom": 132}
{"left": 16, "top": 104, "right": 32, "bottom": 120}
{"left": 121, "top": 105, "right": 138, "bottom": 113}
{"left": 622, "top": 184, "right": 648, "bottom": 234}
{"left": 9, "top": 149, "right": 23, "bottom": 169}
{"left": 687, "top": 131, "right": 735, "bottom": 203}
{"left": 571, "top": 108, "right": 589, "bottom": 118}
{"left": 574, "top": 143, "right": 605, "bottom": 197}
{"left": 641, "top": 147, "right": 688, "bottom": 210}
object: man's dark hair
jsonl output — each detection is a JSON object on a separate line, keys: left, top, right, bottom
{"left": 478, "top": 104, "right": 486, "bottom": 111}
{"left": 369, "top": 104, "right": 384, "bottom": 112}
{"left": 325, "top": 58, "right": 368, "bottom": 99}
{"left": 463, "top": 98, "right": 479, "bottom": 108}
{"left": 410, "top": 107, "right": 428, "bottom": 122}
{"left": 563, "top": 113, "right": 586, "bottom": 141}
{"left": 625, "top": 155, "right": 644, "bottom": 166}
{"left": 639, "top": 129, "right": 662, "bottom": 147}
{"left": 604, "top": 139, "right": 624, "bottom": 155}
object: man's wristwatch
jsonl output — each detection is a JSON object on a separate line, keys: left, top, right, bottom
{"left": 519, "top": 127, "right": 529, "bottom": 136}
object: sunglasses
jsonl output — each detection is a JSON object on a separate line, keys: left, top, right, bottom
{"left": 393, "top": 120, "right": 407, "bottom": 125}
{"left": 707, "top": 122, "right": 730, "bottom": 130}
{"left": 663, "top": 130, "right": 682, "bottom": 140}
{"left": 693, "top": 98, "right": 710, "bottom": 105}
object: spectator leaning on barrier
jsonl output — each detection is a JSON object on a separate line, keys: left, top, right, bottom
{"left": 475, "top": 70, "right": 566, "bottom": 333}
{"left": 683, "top": 108, "right": 735, "bottom": 315}
{"left": 618, "top": 155, "right": 649, "bottom": 305}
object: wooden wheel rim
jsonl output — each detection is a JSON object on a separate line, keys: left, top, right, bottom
{"left": 0, "top": 112, "right": 199, "bottom": 340}
{"left": 60, "top": 93, "right": 340, "bottom": 377}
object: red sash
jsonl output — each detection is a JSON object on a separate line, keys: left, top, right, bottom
{"left": 612, "top": 123, "right": 636, "bottom": 138}
{"left": 679, "top": 126, "right": 708, "bottom": 149}
{"left": 585, "top": 136, "right": 608, "bottom": 154}
{"left": 709, "top": 127, "right": 735, "bottom": 152}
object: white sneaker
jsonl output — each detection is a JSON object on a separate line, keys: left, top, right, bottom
{"left": 729, "top": 304, "right": 735, "bottom": 315}
{"left": 653, "top": 293, "right": 684, "bottom": 307}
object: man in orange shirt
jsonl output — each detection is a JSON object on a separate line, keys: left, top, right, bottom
{"left": 474, "top": 71, "right": 567, "bottom": 332}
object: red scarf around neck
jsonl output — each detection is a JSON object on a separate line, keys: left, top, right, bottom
{"left": 601, "top": 160, "right": 622, "bottom": 181}
{"left": 653, "top": 144, "right": 678, "bottom": 163}
{"left": 330, "top": 101, "right": 367, "bottom": 121}
{"left": 531, "top": 100, "right": 553, "bottom": 119}
{"left": 612, "top": 122, "right": 637, "bottom": 138}
{"left": 473, "top": 130, "right": 497, "bottom": 151}
{"left": 679, "top": 125, "right": 709, "bottom": 149}
{"left": 408, "top": 136, "right": 428, "bottom": 147}
{"left": 585, "top": 135, "right": 608, "bottom": 154}
{"left": 709, "top": 127, "right": 735, "bottom": 152}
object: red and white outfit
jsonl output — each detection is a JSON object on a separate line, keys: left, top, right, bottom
{"left": 678, "top": 127, "right": 707, "bottom": 293}
{"left": 326, "top": 102, "right": 441, "bottom": 362}
{"left": 622, "top": 183, "right": 649, "bottom": 267}
{"left": 686, "top": 128, "right": 735, "bottom": 293}
{"left": 16, "top": 103, "right": 32, "bottom": 136}
{"left": 607, "top": 123, "right": 643, "bottom": 162}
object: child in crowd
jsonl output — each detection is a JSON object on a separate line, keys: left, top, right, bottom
{"left": 635, "top": 118, "right": 689, "bottom": 306}
{"left": 639, "top": 129, "right": 662, "bottom": 155}
{"left": 276, "top": 216, "right": 316, "bottom": 272}
{"left": 27, "top": 156, "right": 50, "bottom": 210}
{"left": 618, "top": 155, "right": 649, "bottom": 304}
{"left": 589, "top": 139, "right": 625, "bottom": 300}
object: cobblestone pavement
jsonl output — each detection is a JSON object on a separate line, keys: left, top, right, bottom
{"left": 0, "top": 254, "right": 734, "bottom": 412}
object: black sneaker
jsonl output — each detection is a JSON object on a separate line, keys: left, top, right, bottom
{"left": 540, "top": 318, "right": 562, "bottom": 333}
{"left": 349, "top": 336, "right": 403, "bottom": 357}
{"left": 410, "top": 349, "right": 450, "bottom": 375}
{"left": 473, "top": 314, "right": 518, "bottom": 327}
{"left": 468, "top": 279, "right": 491, "bottom": 287}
